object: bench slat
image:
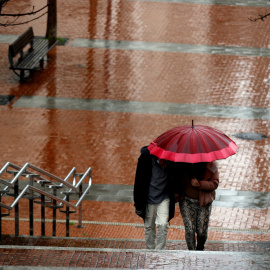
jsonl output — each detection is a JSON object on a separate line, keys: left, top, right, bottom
{"left": 15, "top": 40, "right": 51, "bottom": 69}
{"left": 9, "top": 27, "right": 34, "bottom": 58}
{"left": 12, "top": 39, "right": 57, "bottom": 70}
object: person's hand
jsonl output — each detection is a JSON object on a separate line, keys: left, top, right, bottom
{"left": 191, "top": 178, "right": 200, "bottom": 188}
{"left": 157, "top": 159, "right": 168, "bottom": 169}
{"left": 135, "top": 209, "right": 145, "bottom": 219}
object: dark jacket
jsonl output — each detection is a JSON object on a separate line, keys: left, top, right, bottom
{"left": 133, "top": 146, "right": 175, "bottom": 221}
{"left": 172, "top": 162, "right": 219, "bottom": 207}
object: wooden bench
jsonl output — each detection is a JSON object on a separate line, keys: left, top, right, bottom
{"left": 8, "top": 27, "right": 58, "bottom": 80}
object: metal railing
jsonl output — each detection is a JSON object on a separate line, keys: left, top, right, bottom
{"left": 0, "top": 162, "right": 92, "bottom": 243}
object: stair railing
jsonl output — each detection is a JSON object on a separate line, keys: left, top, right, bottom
{"left": 0, "top": 162, "right": 92, "bottom": 243}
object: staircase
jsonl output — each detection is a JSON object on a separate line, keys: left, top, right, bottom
{"left": 0, "top": 235, "right": 269, "bottom": 269}
{"left": 0, "top": 163, "right": 269, "bottom": 269}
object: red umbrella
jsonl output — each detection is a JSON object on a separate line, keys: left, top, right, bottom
{"left": 147, "top": 121, "right": 238, "bottom": 163}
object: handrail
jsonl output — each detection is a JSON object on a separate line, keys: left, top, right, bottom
{"left": 2, "top": 163, "right": 44, "bottom": 192}
{"left": 1, "top": 163, "right": 46, "bottom": 189}
{"left": 59, "top": 167, "right": 92, "bottom": 205}
{"left": 0, "top": 178, "right": 13, "bottom": 188}
{"left": 10, "top": 185, "right": 76, "bottom": 209}
{"left": 0, "top": 184, "right": 80, "bottom": 211}
{"left": 0, "top": 201, "right": 12, "bottom": 210}
{"left": 0, "top": 164, "right": 92, "bottom": 210}
{"left": 0, "top": 162, "right": 12, "bottom": 175}
{"left": 0, "top": 162, "right": 92, "bottom": 239}
{"left": 75, "top": 184, "right": 91, "bottom": 207}
{"left": 0, "top": 162, "right": 45, "bottom": 180}
{"left": 75, "top": 168, "right": 92, "bottom": 206}
{"left": 75, "top": 167, "right": 92, "bottom": 189}
{"left": 0, "top": 163, "right": 47, "bottom": 194}
{"left": 11, "top": 163, "right": 29, "bottom": 184}
{"left": 63, "top": 167, "right": 76, "bottom": 186}
{"left": 14, "top": 164, "right": 76, "bottom": 190}
{"left": 0, "top": 163, "right": 77, "bottom": 190}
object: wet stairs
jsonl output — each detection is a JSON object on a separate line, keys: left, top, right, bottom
{"left": 0, "top": 235, "right": 269, "bottom": 269}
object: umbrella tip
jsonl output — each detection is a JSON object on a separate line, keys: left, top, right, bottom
{"left": 192, "top": 119, "right": 194, "bottom": 128}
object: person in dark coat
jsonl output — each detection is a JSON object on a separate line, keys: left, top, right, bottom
{"left": 133, "top": 146, "right": 176, "bottom": 250}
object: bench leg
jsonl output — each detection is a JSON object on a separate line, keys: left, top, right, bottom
{"left": 20, "top": 70, "right": 25, "bottom": 81}
{"left": 40, "top": 58, "right": 44, "bottom": 69}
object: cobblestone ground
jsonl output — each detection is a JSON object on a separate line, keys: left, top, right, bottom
{"left": 0, "top": 0, "right": 270, "bottom": 269}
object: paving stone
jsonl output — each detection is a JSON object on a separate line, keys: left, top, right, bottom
{"left": 2, "top": 235, "right": 270, "bottom": 252}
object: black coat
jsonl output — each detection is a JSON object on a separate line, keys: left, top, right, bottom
{"left": 133, "top": 146, "right": 175, "bottom": 221}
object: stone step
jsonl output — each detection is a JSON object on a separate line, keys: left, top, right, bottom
{"left": 0, "top": 244, "right": 269, "bottom": 269}
{"left": 1, "top": 235, "right": 270, "bottom": 253}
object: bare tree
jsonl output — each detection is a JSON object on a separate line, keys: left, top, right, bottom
{"left": 0, "top": 0, "right": 57, "bottom": 40}
{"left": 46, "top": 0, "right": 57, "bottom": 41}
{"left": 249, "top": 8, "right": 270, "bottom": 22}
{"left": 0, "top": 0, "right": 9, "bottom": 14}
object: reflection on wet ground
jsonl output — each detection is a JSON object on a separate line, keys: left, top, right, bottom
{"left": 71, "top": 37, "right": 270, "bottom": 57}
{"left": 0, "top": 95, "right": 15, "bottom": 105}
{"left": 0, "top": 0, "right": 270, "bottom": 268}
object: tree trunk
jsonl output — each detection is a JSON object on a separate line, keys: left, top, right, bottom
{"left": 46, "top": 0, "right": 57, "bottom": 41}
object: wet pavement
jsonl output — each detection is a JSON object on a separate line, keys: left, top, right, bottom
{"left": 0, "top": 236, "right": 269, "bottom": 269}
{"left": 0, "top": 0, "right": 270, "bottom": 269}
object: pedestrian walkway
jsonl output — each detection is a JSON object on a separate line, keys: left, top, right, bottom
{"left": 0, "top": 0, "right": 270, "bottom": 269}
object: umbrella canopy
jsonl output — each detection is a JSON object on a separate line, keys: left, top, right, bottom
{"left": 147, "top": 122, "right": 238, "bottom": 163}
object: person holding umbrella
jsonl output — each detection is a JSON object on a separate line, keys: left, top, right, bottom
{"left": 147, "top": 121, "right": 238, "bottom": 251}
{"left": 173, "top": 161, "right": 219, "bottom": 250}
{"left": 133, "top": 146, "right": 176, "bottom": 250}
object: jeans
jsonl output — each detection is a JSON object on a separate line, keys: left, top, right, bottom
{"left": 180, "top": 196, "right": 212, "bottom": 250}
{"left": 144, "top": 198, "right": 170, "bottom": 250}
